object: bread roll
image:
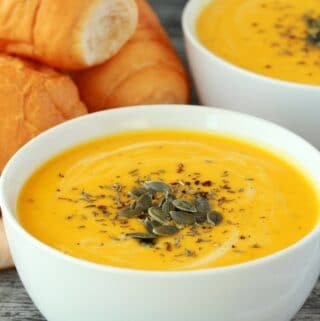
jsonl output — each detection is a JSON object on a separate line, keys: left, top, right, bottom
{"left": 0, "top": 218, "right": 13, "bottom": 270}
{"left": 73, "top": 0, "right": 190, "bottom": 111}
{"left": 0, "top": 55, "right": 87, "bottom": 172}
{"left": 0, "top": 54, "right": 87, "bottom": 270}
{"left": 0, "top": 0, "right": 138, "bottom": 70}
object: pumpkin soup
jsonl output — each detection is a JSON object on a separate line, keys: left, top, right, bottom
{"left": 18, "top": 130, "right": 319, "bottom": 271}
{"left": 197, "top": 0, "right": 320, "bottom": 85}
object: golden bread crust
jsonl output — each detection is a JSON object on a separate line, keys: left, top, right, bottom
{"left": 0, "top": 0, "right": 138, "bottom": 70}
{"left": 73, "top": 0, "right": 190, "bottom": 111}
{"left": 0, "top": 55, "right": 87, "bottom": 173}
{"left": 0, "top": 218, "right": 13, "bottom": 270}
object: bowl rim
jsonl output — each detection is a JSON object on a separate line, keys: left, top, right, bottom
{"left": 182, "top": 0, "right": 320, "bottom": 91}
{"left": 1, "top": 104, "right": 320, "bottom": 278}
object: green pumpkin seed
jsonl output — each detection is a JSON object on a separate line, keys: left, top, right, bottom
{"left": 162, "top": 200, "right": 173, "bottom": 215}
{"left": 158, "top": 196, "right": 166, "bottom": 208}
{"left": 118, "top": 207, "right": 142, "bottom": 218}
{"left": 143, "top": 218, "right": 161, "bottom": 233}
{"left": 136, "top": 193, "right": 152, "bottom": 211}
{"left": 170, "top": 211, "right": 196, "bottom": 225}
{"left": 207, "top": 211, "right": 223, "bottom": 226}
{"left": 153, "top": 225, "right": 179, "bottom": 236}
{"left": 143, "top": 181, "right": 171, "bottom": 193}
{"left": 129, "top": 187, "right": 148, "bottom": 198}
{"left": 161, "top": 193, "right": 175, "bottom": 214}
{"left": 129, "top": 200, "right": 137, "bottom": 209}
{"left": 165, "top": 193, "right": 176, "bottom": 202}
{"left": 126, "top": 233, "right": 157, "bottom": 240}
{"left": 195, "top": 196, "right": 211, "bottom": 214}
{"left": 143, "top": 218, "right": 154, "bottom": 234}
{"left": 148, "top": 207, "right": 168, "bottom": 224}
{"left": 139, "top": 239, "right": 156, "bottom": 247}
{"left": 195, "top": 212, "right": 207, "bottom": 224}
{"left": 151, "top": 220, "right": 161, "bottom": 228}
{"left": 172, "top": 199, "right": 197, "bottom": 213}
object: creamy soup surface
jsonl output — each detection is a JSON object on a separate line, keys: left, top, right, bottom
{"left": 18, "top": 130, "right": 319, "bottom": 271}
{"left": 197, "top": 0, "right": 320, "bottom": 85}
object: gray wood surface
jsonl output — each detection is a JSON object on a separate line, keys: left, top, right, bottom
{"left": 0, "top": 0, "right": 319, "bottom": 320}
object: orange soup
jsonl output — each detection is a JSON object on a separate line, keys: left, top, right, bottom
{"left": 18, "top": 130, "right": 319, "bottom": 270}
{"left": 197, "top": 0, "right": 320, "bottom": 85}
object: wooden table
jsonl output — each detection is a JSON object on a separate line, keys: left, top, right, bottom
{"left": 0, "top": 1, "right": 319, "bottom": 320}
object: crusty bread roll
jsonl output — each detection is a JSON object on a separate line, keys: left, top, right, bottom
{"left": 73, "top": 0, "right": 190, "bottom": 111}
{"left": 0, "top": 54, "right": 87, "bottom": 270}
{"left": 0, "top": 0, "right": 138, "bottom": 70}
{"left": 0, "top": 55, "right": 87, "bottom": 173}
{"left": 0, "top": 218, "right": 13, "bottom": 270}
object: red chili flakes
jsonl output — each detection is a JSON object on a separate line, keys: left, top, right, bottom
{"left": 177, "top": 163, "right": 185, "bottom": 173}
{"left": 165, "top": 242, "right": 173, "bottom": 251}
{"left": 252, "top": 243, "right": 261, "bottom": 249}
{"left": 218, "top": 196, "right": 233, "bottom": 206}
{"left": 202, "top": 180, "right": 212, "bottom": 187}
{"left": 97, "top": 205, "right": 108, "bottom": 214}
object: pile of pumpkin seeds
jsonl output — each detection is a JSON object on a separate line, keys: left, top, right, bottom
{"left": 117, "top": 181, "right": 223, "bottom": 244}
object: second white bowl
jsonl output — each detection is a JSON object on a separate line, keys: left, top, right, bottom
{"left": 182, "top": 0, "right": 320, "bottom": 149}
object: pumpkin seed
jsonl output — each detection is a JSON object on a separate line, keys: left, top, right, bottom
{"left": 143, "top": 218, "right": 161, "bottom": 233}
{"left": 172, "top": 199, "right": 197, "bottom": 213}
{"left": 143, "top": 181, "right": 171, "bottom": 193}
{"left": 170, "top": 211, "right": 196, "bottom": 225}
{"left": 195, "top": 196, "right": 211, "bottom": 214}
{"left": 135, "top": 193, "right": 152, "bottom": 211}
{"left": 158, "top": 196, "right": 166, "bottom": 208}
{"left": 161, "top": 193, "right": 175, "bottom": 214}
{"left": 207, "top": 211, "right": 223, "bottom": 226}
{"left": 143, "top": 218, "right": 154, "bottom": 234}
{"left": 118, "top": 207, "right": 142, "bottom": 218}
{"left": 126, "top": 233, "right": 157, "bottom": 240}
{"left": 148, "top": 207, "right": 168, "bottom": 224}
{"left": 129, "top": 187, "right": 148, "bottom": 198}
{"left": 139, "top": 239, "right": 156, "bottom": 247}
{"left": 153, "top": 225, "right": 179, "bottom": 236}
{"left": 195, "top": 212, "right": 207, "bottom": 224}
{"left": 162, "top": 200, "right": 173, "bottom": 215}
{"left": 151, "top": 219, "right": 161, "bottom": 228}
{"left": 129, "top": 200, "right": 137, "bottom": 209}
{"left": 165, "top": 192, "right": 176, "bottom": 202}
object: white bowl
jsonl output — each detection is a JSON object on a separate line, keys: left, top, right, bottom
{"left": 1, "top": 105, "right": 320, "bottom": 321}
{"left": 182, "top": 0, "right": 320, "bottom": 149}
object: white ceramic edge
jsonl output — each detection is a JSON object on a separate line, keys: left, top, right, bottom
{"left": 182, "top": 0, "right": 320, "bottom": 92}
{"left": 1, "top": 105, "right": 320, "bottom": 278}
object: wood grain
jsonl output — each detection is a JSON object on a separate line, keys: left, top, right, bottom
{"left": 0, "top": 0, "right": 319, "bottom": 320}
